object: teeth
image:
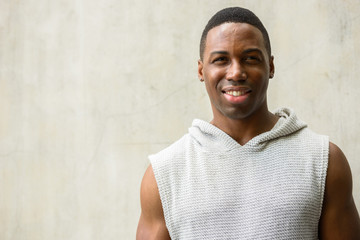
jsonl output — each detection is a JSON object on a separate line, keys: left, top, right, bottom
{"left": 226, "top": 90, "right": 246, "bottom": 96}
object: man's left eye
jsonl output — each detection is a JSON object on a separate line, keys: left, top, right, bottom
{"left": 246, "top": 56, "right": 259, "bottom": 61}
{"left": 244, "top": 56, "right": 261, "bottom": 63}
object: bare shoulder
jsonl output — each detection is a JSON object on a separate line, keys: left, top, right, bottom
{"left": 318, "top": 142, "right": 360, "bottom": 239}
{"left": 136, "top": 165, "right": 170, "bottom": 240}
{"left": 327, "top": 142, "right": 352, "bottom": 195}
{"left": 140, "top": 165, "right": 162, "bottom": 216}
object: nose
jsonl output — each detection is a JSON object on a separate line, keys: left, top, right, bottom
{"left": 226, "top": 60, "right": 246, "bottom": 81}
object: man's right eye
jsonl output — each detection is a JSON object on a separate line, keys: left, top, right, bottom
{"left": 213, "top": 57, "right": 227, "bottom": 63}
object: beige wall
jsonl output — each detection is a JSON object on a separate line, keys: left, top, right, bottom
{"left": 1, "top": 0, "right": 359, "bottom": 239}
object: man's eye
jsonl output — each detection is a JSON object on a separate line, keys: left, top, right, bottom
{"left": 245, "top": 56, "right": 260, "bottom": 62}
{"left": 213, "top": 57, "right": 227, "bottom": 63}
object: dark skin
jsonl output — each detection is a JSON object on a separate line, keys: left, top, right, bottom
{"left": 319, "top": 142, "right": 360, "bottom": 239}
{"left": 137, "top": 166, "right": 170, "bottom": 240}
{"left": 136, "top": 22, "right": 360, "bottom": 239}
{"left": 198, "top": 23, "right": 277, "bottom": 145}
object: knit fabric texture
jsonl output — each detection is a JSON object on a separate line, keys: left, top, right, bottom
{"left": 150, "top": 108, "right": 329, "bottom": 240}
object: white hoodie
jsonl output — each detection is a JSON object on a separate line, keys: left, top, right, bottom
{"left": 150, "top": 108, "right": 329, "bottom": 240}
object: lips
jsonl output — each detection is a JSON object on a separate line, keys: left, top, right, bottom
{"left": 224, "top": 90, "right": 249, "bottom": 97}
{"left": 222, "top": 87, "right": 252, "bottom": 96}
{"left": 221, "top": 87, "right": 252, "bottom": 104}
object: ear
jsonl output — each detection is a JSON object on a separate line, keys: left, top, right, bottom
{"left": 198, "top": 59, "right": 204, "bottom": 81}
{"left": 269, "top": 55, "right": 275, "bottom": 79}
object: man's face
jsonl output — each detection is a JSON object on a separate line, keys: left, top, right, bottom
{"left": 198, "top": 22, "right": 274, "bottom": 121}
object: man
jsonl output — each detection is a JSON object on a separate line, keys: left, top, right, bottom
{"left": 137, "top": 7, "right": 360, "bottom": 239}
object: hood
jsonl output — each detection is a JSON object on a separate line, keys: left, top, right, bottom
{"left": 188, "top": 108, "right": 307, "bottom": 151}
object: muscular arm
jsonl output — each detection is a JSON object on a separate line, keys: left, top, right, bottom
{"left": 318, "top": 142, "right": 360, "bottom": 239}
{"left": 136, "top": 165, "right": 171, "bottom": 240}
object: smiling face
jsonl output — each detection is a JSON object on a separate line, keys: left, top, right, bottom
{"left": 198, "top": 22, "right": 274, "bottom": 123}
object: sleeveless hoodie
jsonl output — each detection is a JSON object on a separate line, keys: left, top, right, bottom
{"left": 150, "top": 108, "right": 329, "bottom": 240}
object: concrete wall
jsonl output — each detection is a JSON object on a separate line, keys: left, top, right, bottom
{"left": 1, "top": 0, "right": 359, "bottom": 239}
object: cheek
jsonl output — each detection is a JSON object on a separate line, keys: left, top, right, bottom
{"left": 204, "top": 66, "right": 224, "bottom": 79}
{"left": 251, "top": 68, "right": 268, "bottom": 83}
{"left": 204, "top": 80, "right": 216, "bottom": 97}
{"left": 204, "top": 79, "right": 221, "bottom": 104}
{"left": 255, "top": 75, "right": 270, "bottom": 93}
{"left": 204, "top": 67, "right": 225, "bottom": 90}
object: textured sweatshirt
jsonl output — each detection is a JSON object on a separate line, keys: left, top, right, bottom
{"left": 150, "top": 108, "right": 329, "bottom": 240}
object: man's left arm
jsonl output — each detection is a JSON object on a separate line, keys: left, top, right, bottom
{"left": 318, "top": 142, "right": 360, "bottom": 239}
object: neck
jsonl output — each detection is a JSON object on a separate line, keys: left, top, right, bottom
{"left": 210, "top": 105, "right": 279, "bottom": 146}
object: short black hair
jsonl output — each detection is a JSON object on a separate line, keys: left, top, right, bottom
{"left": 199, "top": 7, "right": 271, "bottom": 60}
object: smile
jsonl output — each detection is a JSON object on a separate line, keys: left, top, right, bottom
{"left": 221, "top": 87, "right": 252, "bottom": 104}
{"left": 225, "top": 90, "right": 248, "bottom": 97}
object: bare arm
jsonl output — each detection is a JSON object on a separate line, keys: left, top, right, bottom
{"left": 318, "top": 142, "right": 360, "bottom": 239}
{"left": 136, "top": 165, "right": 171, "bottom": 240}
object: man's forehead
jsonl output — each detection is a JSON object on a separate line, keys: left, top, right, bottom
{"left": 205, "top": 22, "right": 266, "bottom": 52}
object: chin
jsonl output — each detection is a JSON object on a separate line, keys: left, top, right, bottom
{"left": 219, "top": 108, "right": 254, "bottom": 120}
{"left": 217, "top": 102, "right": 266, "bottom": 120}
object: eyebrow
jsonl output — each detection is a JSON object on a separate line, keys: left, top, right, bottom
{"left": 209, "top": 48, "right": 264, "bottom": 57}
{"left": 209, "top": 51, "right": 229, "bottom": 56}
{"left": 242, "top": 48, "right": 263, "bottom": 55}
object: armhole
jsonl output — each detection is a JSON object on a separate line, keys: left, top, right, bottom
{"left": 149, "top": 155, "right": 174, "bottom": 239}
{"left": 318, "top": 136, "right": 329, "bottom": 218}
